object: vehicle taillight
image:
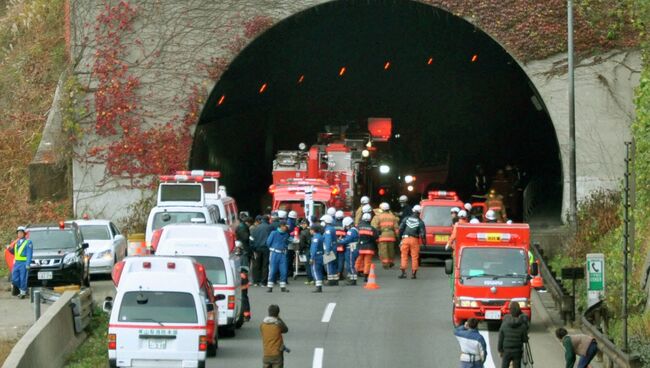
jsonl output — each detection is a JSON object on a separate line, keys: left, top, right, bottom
{"left": 150, "top": 229, "right": 163, "bottom": 252}
{"left": 193, "top": 262, "right": 207, "bottom": 287}
{"left": 108, "top": 333, "right": 116, "bottom": 350}
{"left": 228, "top": 295, "right": 235, "bottom": 310}
{"left": 111, "top": 261, "right": 125, "bottom": 286}
{"left": 268, "top": 185, "right": 276, "bottom": 194}
{"left": 199, "top": 335, "right": 207, "bottom": 351}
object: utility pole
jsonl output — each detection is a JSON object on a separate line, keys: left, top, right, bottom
{"left": 568, "top": 0, "right": 578, "bottom": 229}
{"left": 623, "top": 141, "right": 631, "bottom": 352}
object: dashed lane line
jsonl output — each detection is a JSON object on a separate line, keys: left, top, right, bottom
{"left": 312, "top": 347, "right": 324, "bottom": 368}
{"left": 479, "top": 330, "right": 497, "bottom": 368}
{"left": 321, "top": 302, "right": 336, "bottom": 323}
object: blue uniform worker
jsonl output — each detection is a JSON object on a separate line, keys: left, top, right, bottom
{"left": 338, "top": 217, "right": 359, "bottom": 285}
{"left": 454, "top": 318, "right": 488, "bottom": 368}
{"left": 334, "top": 211, "right": 346, "bottom": 277}
{"left": 266, "top": 222, "right": 290, "bottom": 292}
{"left": 321, "top": 215, "right": 339, "bottom": 286}
{"left": 309, "top": 225, "right": 325, "bottom": 293}
{"left": 9, "top": 226, "right": 33, "bottom": 298}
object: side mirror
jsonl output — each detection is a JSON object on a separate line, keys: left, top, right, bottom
{"left": 215, "top": 294, "right": 226, "bottom": 301}
{"left": 82, "top": 243, "right": 89, "bottom": 250}
{"left": 530, "top": 262, "right": 539, "bottom": 276}
{"left": 444, "top": 259, "right": 453, "bottom": 275}
{"left": 103, "top": 296, "right": 113, "bottom": 313}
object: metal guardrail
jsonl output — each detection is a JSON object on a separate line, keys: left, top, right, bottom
{"left": 530, "top": 243, "right": 572, "bottom": 322}
{"left": 70, "top": 288, "right": 94, "bottom": 333}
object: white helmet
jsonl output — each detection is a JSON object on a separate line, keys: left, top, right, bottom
{"left": 342, "top": 216, "right": 354, "bottom": 228}
{"left": 458, "top": 210, "right": 468, "bottom": 218}
{"left": 327, "top": 207, "right": 336, "bottom": 216}
{"left": 464, "top": 203, "right": 472, "bottom": 211}
{"left": 16, "top": 226, "right": 26, "bottom": 232}
{"left": 485, "top": 210, "right": 497, "bottom": 221}
{"left": 277, "top": 210, "right": 288, "bottom": 219}
{"left": 450, "top": 207, "right": 460, "bottom": 213}
{"left": 335, "top": 210, "right": 344, "bottom": 219}
{"left": 362, "top": 204, "right": 372, "bottom": 213}
{"left": 361, "top": 213, "right": 372, "bottom": 222}
{"left": 288, "top": 210, "right": 298, "bottom": 219}
{"left": 360, "top": 196, "right": 370, "bottom": 205}
{"left": 380, "top": 202, "right": 390, "bottom": 211}
{"left": 470, "top": 218, "right": 480, "bottom": 224}
{"left": 320, "top": 214, "right": 334, "bottom": 224}
{"left": 412, "top": 205, "right": 422, "bottom": 213}
{"left": 506, "top": 220, "right": 513, "bottom": 224}
{"left": 399, "top": 195, "right": 408, "bottom": 203}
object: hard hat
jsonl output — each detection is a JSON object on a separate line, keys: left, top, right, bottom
{"left": 412, "top": 205, "right": 422, "bottom": 213}
{"left": 458, "top": 210, "right": 468, "bottom": 218}
{"left": 362, "top": 204, "right": 372, "bottom": 213}
{"left": 342, "top": 217, "right": 354, "bottom": 228}
{"left": 288, "top": 210, "right": 298, "bottom": 219}
{"left": 380, "top": 202, "right": 390, "bottom": 211}
{"left": 277, "top": 210, "right": 288, "bottom": 219}
{"left": 464, "top": 203, "right": 472, "bottom": 211}
{"left": 320, "top": 214, "right": 334, "bottom": 224}
{"left": 450, "top": 207, "right": 460, "bottom": 213}
{"left": 16, "top": 226, "right": 26, "bottom": 232}
{"left": 399, "top": 195, "right": 408, "bottom": 203}
{"left": 335, "top": 210, "right": 344, "bottom": 219}
{"left": 470, "top": 218, "right": 480, "bottom": 224}
{"left": 327, "top": 207, "right": 336, "bottom": 216}
{"left": 360, "top": 196, "right": 370, "bottom": 205}
{"left": 506, "top": 220, "right": 513, "bottom": 224}
{"left": 485, "top": 210, "right": 497, "bottom": 221}
{"left": 361, "top": 213, "right": 372, "bottom": 221}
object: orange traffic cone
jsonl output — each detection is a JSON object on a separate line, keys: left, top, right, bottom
{"left": 364, "top": 264, "right": 380, "bottom": 290}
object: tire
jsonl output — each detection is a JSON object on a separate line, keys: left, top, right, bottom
{"left": 235, "top": 311, "right": 244, "bottom": 329}
{"left": 198, "top": 360, "right": 206, "bottom": 368}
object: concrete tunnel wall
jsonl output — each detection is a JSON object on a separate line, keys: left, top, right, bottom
{"left": 67, "top": 0, "right": 640, "bottom": 224}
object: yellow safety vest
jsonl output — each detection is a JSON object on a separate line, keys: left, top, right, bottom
{"left": 14, "top": 239, "right": 30, "bottom": 262}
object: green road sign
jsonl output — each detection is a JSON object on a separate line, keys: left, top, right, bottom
{"left": 586, "top": 253, "right": 605, "bottom": 308}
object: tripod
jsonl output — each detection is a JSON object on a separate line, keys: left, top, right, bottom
{"left": 522, "top": 341, "right": 534, "bottom": 367}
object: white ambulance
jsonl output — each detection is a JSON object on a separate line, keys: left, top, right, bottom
{"left": 105, "top": 256, "right": 220, "bottom": 368}
{"left": 153, "top": 224, "right": 243, "bottom": 336}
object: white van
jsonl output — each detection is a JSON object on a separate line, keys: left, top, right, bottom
{"left": 106, "top": 256, "right": 218, "bottom": 368}
{"left": 154, "top": 224, "right": 243, "bottom": 336}
{"left": 145, "top": 205, "right": 220, "bottom": 244}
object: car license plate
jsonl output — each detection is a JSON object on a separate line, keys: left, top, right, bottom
{"left": 37, "top": 271, "right": 53, "bottom": 280}
{"left": 148, "top": 339, "right": 167, "bottom": 349}
{"left": 485, "top": 310, "right": 501, "bottom": 320}
{"left": 434, "top": 234, "right": 449, "bottom": 242}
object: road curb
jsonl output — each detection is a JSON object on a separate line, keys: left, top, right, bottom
{"left": 531, "top": 289, "right": 555, "bottom": 332}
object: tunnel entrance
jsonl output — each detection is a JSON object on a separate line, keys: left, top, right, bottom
{"left": 191, "top": 0, "right": 563, "bottom": 223}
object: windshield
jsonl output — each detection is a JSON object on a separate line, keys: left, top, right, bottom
{"left": 118, "top": 291, "right": 197, "bottom": 324}
{"left": 278, "top": 201, "right": 326, "bottom": 218}
{"left": 422, "top": 206, "right": 453, "bottom": 227}
{"left": 459, "top": 247, "right": 528, "bottom": 286}
{"left": 192, "top": 256, "right": 228, "bottom": 285}
{"left": 28, "top": 229, "right": 77, "bottom": 250}
{"left": 79, "top": 225, "right": 110, "bottom": 240}
{"left": 152, "top": 212, "right": 206, "bottom": 231}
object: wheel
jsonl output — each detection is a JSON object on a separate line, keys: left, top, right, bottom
{"left": 235, "top": 311, "right": 244, "bottom": 329}
{"left": 198, "top": 360, "right": 206, "bottom": 368}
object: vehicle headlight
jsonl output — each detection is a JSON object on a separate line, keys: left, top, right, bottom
{"left": 63, "top": 253, "right": 80, "bottom": 265}
{"left": 514, "top": 299, "right": 530, "bottom": 308}
{"left": 455, "top": 298, "right": 479, "bottom": 308}
{"left": 96, "top": 249, "right": 113, "bottom": 260}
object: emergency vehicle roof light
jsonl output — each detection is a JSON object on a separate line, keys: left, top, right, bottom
{"left": 59, "top": 221, "right": 65, "bottom": 229}
{"left": 111, "top": 261, "right": 125, "bottom": 286}
{"left": 428, "top": 190, "right": 458, "bottom": 200}
{"left": 175, "top": 170, "right": 221, "bottom": 178}
{"left": 159, "top": 174, "right": 204, "bottom": 182}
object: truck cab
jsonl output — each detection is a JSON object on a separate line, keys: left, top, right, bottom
{"left": 269, "top": 178, "right": 333, "bottom": 219}
{"left": 445, "top": 223, "right": 537, "bottom": 326}
{"left": 419, "top": 191, "right": 464, "bottom": 258}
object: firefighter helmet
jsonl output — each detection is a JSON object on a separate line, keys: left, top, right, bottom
{"left": 16, "top": 226, "right": 26, "bottom": 232}
{"left": 470, "top": 218, "right": 480, "bottom": 224}
{"left": 288, "top": 210, "right": 297, "bottom": 219}
{"left": 320, "top": 214, "right": 334, "bottom": 224}
{"left": 412, "top": 205, "right": 422, "bottom": 213}
{"left": 450, "top": 207, "right": 460, "bottom": 213}
{"left": 458, "top": 210, "right": 468, "bottom": 218}
{"left": 380, "top": 202, "right": 390, "bottom": 211}
{"left": 399, "top": 195, "right": 408, "bottom": 203}
{"left": 360, "top": 196, "right": 370, "bottom": 205}
{"left": 361, "top": 213, "right": 372, "bottom": 222}
{"left": 327, "top": 207, "right": 336, "bottom": 216}
{"left": 362, "top": 204, "right": 372, "bottom": 213}
{"left": 342, "top": 217, "right": 354, "bottom": 228}
{"left": 335, "top": 210, "right": 344, "bottom": 220}
{"left": 277, "top": 210, "right": 288, "bottom": 219}
{"left": 464, "top": 203, "right": 472, "bottom": 211}
{"left": 485, "top": 210, "right": 497, "bottom": 221}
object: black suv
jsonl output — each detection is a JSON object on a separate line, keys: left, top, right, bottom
{"left": 27, "top": 223, "right": 90, "bottom": 288}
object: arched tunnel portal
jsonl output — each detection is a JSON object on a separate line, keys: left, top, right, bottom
{"left": 191, "top": 0, "right": 563, "bottom": 223}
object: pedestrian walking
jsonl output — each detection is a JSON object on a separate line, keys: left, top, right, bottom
{"left": 260, "top": 304, "right": 289, "bottom": 368}
{"left": 266, "top": 222, "right": 290, "bottom": 293}
{"left": 398, "top": 205, "right": 425, "bottom": 279}
{"left": 309, "top": 224, "right": 325, "bottom": 293}
{"left": 555, "top": 327, "right": 599, "bottom": 368}
{"left": 357, "top": 213, "right": 378, "bottom": 283}
{"left": 321, "top": 214, "right": 339, "bottom": 285}
{"left": 338, "top": 217, "right": 359, "bottom": 285}
{"left": 371, "top": 202, "right": 399, "bottom": 269}
{"left": 497, "top": 301, "right": 529, "bottom": 368}
{"left": 251, "top": 215, "right": 273, "bottom": 286}
{"left": 454, "top": 318, "right": 487, "bottom": 368}
{"left": 7, "top": 226, "right": 32, "bottom": 298}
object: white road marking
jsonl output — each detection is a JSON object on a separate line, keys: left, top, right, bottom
{"left": 479, "top": 330, "right": 496, "bottom": 368}
{"left": 313, "top": 347, "right": 324, "bottom": 368}
{"left": 321, "top": 302, "right": 336, "bottom": 323}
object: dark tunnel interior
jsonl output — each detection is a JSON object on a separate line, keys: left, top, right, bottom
{"left": 191, "top": 0, "right": 563, "bottom": 222}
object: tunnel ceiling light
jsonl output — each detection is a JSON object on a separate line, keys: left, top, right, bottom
{"left": 362, "top": 149, "right": 370, "bottom": 158}
{"left": 298, "top": 74, "right": 305, "bottom": 84}
{"left": 471, "top": 54, "right": 478, "bottom": 63}
{"left": 384, "top": 61, "right": 391, "bottom": 70}
{"left": 407, "top": 185, "right": 414, "bottom": 192}
{"left": 404, "top": 175, "right": 414, "bottom": 184}
{"left": 259, "top": 83, "right": 268, "bottom": 93}
{"left": 379, "top": 165, "right": 390, "bottom": 174}
{"left": 427, "top": 57, "right": 433, "bottom": 65}
{"left": 339, "top": 66, "right": 346, "bottom": 77}
{"left": 217, "top": 95, "right": 225, "bottom": 106}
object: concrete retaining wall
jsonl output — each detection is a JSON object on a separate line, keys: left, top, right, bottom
{"left": 2, "top": 291, "right": 85, "bottom": 368}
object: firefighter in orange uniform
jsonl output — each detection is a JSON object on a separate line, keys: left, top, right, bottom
{"left": 445, "top": 210, "right": 469, "bottom": 251}
{"left": 398, "top": 205, "right": 426, "bottom": 279}
{"left": 371, "top": 202, "right": 399, "bottom": 269}
{"left": 357, "top": 213, "right": 378, "bottom": 283}
{"left": 485, "top": 189, "right": 507, "bottom": 223}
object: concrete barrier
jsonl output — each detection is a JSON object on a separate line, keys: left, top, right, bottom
{"left": 2, "top": 291, "right": 86, "bottom": 368}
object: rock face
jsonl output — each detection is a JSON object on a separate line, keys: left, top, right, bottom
{"left": 65, "top": 0, "right": 640, "bottom": 222}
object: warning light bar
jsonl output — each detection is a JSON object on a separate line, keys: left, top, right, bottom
{"left": 160, "top": 174, "right": 204, "bottom": 182}
{"left": 470, "top": 232, "right": 517, "bottom": 242}
{"left": 175, "top": 170, "right": 221, "bottom": 178}
{"left": 428, "top": 190, "right": 458, "bottom": 200}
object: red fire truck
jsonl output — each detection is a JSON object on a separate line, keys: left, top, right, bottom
{"left": 445, "top": 223, "right": 538, "bottom": 326}
{"left": 269, "top": 178, "right": 334, "bottom": 219}
{"left": 419, "top": 190, "right": 464, "bottom": 258}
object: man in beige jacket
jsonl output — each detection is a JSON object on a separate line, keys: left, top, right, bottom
{"left": 260, "top": 304, "right": 289, "bottom": 368}
{"left": 555, "top": 327, "right": 598, "bottom": 368}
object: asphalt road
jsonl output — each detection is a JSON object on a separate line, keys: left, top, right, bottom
{"left": 90, "top": 259, "right": 563, "bottom": 368}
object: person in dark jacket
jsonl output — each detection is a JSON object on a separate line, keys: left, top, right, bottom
{"left": 398, "top": 205, "right": 426, "bottom": 279}
{"left": 357, "top": 213, "right": 379, "bottom": 283}
{"left": 297, "top": 219, "right": 313, "bottom": 284}
{"left": 497, "top": 301, "right": 529, "bottom": 368}
{"left": 251, "top": 215, "right": 273, "bottom": 286}
{"left": 236, "top": 215, "right": 252, "bottom": 268}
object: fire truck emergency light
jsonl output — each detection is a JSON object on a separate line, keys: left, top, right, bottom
{"left": 378, "top": 188, "right": 386, "bottom": 196}
{"left": 368, "top": 118, "right": 392, "bottom": 142}
{"left": 379, "top": 165, "right": 390, "bottom": 174}
{"left": 176, "top": 170, "right": 221, "bottom": 178}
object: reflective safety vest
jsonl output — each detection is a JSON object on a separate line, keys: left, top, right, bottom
{"left": 14, "top": 239, "right": 31, "bottom": 262}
